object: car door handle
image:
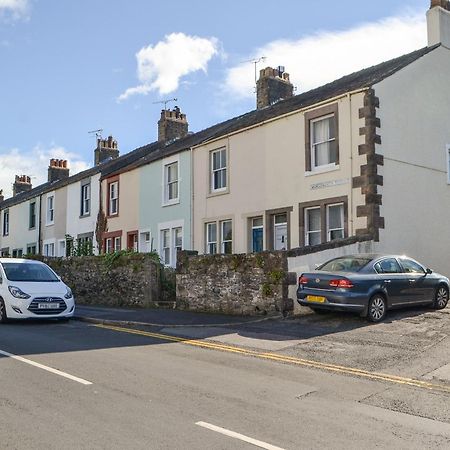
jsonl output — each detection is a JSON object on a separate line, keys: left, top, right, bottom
{"left": 409, "top": 279, "right": 416, "bottom": 283}
{"left": 384, "top": 280, "right": 391, "bottom": 283}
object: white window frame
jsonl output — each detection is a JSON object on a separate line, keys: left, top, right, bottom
{"left": 106, "top": 238, "right": 113, "bottom": 254}
{"left": 114, "top": 236, "right": 121, "bottom": 252}
{"left": 109, "top": 181, "right": 119, "bottom": 216}
{"left": 310, "top": 114, "right": 337, "bottom": 170}
{"left": 205, "top": 222, "right": 217, "bottom": 254}
{"left": 446, "top": 144, "right": 450, "bottom": 184}
{"left": 58, "top": 239, "right": 66, "bottom": 257}
{"left": 3, "top": 209, "right": 9, "bottom": 236}
{"left": 81, "top": 183, "right": 91, "bottom": 216}
{"left": 173, "top": 227, "right": 183, "bottom": 264}
{"left": 46, "top": 193, "right": 55, "bottom": 225}
{"left": 305, "top": 207, "right": 321, "bottom": 246}
{"left": 210, "top": 148, "right": 227, "bottom": 193}
{"left": 220, "top": 220, "right": 233, "bottom": 254}
{"left": 326, "top": 203, "right": 344, "bottom": 242}
{"left": 162, "top": 155, "right": 180, "bottom": 206}
{"left": 160, "top": 229, "right": 171, "bottom": 266}
{"left": 43, "top": 240, "right": 56, "bottom": 257}
{"left": 157, "top": 220, "right": 184, "bottom": 267}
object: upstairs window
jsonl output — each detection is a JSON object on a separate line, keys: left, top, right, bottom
{"left": 164, "top": 161, "right": 179, "bottom": 204}
{"left": 29, "top": 201, "right": 36, "bottom": 229}
{"left": 46, "top": 196, "right": 54, "bottom": 225}
{"left": 81, "top": 183, "right": 91, "bottom": 216}
{"left": 108, "top": 181, "right": 119, "bottom": 216}
{"left": 311, "top": 115, "right": 337, "bottom": 169}
{"left": 3, "top": 209, "right": 9, "bottom": 236}
{"left": 211, "top": 148, "right": 227, "bottom": 192}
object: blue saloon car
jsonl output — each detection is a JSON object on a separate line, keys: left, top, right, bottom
{"left": 297, "top": 254, "right": 449, "bottom": 322}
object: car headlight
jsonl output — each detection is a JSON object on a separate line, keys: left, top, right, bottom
{"left": 64, "top": 287, "right": 73, "bottom": 299}
{"left": 8, "top": 286, "right": 31, "bottom": 299}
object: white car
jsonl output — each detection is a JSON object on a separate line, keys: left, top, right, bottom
{"left": 0, "top": 258, "right": 75, "bottom": 322}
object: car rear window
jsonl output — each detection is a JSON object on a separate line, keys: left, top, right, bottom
{"left": 2, "top": 263, "right": 59, "bottom": 282}
{"left": 319, "top": 257, "right": 372, "bottom": 272}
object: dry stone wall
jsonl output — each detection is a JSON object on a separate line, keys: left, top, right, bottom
{"left": 37, "top": 254, "right": 162, "bottom": 308}
{"left": 176, "top": 251, "right": 293, "bottom": 316}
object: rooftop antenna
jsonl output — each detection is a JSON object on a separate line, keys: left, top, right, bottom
{"left": 152, "top": 98, "right": 178, "bottom": 110}
{"left": 241, "top": 56, "right": 267, "bottom": 88}
{"left": 88, "top": 129, "right": 103, "bottom": 140}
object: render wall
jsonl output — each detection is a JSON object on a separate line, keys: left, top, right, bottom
{"left": 374, "top": 46, "right": 450, "bottom": 276}
{"left": 192, "top": 92, "right": 368, "bottom": 254}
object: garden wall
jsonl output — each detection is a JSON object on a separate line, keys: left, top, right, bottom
{"left": 176, "top": 251, "right": 293, "bottom": 316}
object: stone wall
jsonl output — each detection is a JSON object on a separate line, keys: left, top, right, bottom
{"left": 36, "top": 253, "right": 162, "bottom": 308}
{"left": 176, "top": 251, "right": 293, "bottom": 316}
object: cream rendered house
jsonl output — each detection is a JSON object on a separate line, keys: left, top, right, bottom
{"left": 191, "top": 1, "right": 450, "bottom": 277}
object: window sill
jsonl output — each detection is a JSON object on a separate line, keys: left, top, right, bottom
{"left": 207, "top": 188, "right": 229, "bottom": 198}
{"left": 45, "top": 222, "right": 54, "bottom": 227}
{"left": 305, "top": 165, "right": 340, "bottom": 177}
{"left": 162, "top": 199, "right": 180, "bottom": 208}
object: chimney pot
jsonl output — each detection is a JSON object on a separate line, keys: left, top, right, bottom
{"left": 13, "top": 173, "right": 33, "bottom": 196}
{"left": 48, "top": 158, "right": 70, "bottom": 182}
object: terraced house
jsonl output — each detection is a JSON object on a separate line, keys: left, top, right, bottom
{"left": 1, "top": 1, "right": 450, "bottom": 276}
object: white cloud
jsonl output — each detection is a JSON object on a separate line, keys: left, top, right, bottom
{"left": 0, "top": 145, "right": 90, "bottom": 199}
{"left": 0, "top": 0, "right": 29, "bottom": 20}
{"left": 225, "top": 14, "right": 426, "bottom": 100}
{"left": 118, "top": 32, "right": 219, "bottom": 101}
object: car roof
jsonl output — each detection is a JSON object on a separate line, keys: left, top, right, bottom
{"left": 0, "top": 258, "right": 44, "bottom": 264}
{"left": 330, "top": 254, "right": 417, "bottom": 262}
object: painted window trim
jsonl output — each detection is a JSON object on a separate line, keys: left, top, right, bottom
{"left": 157, "top": 219, "right": 184, "bottom": 267}
{"left": 304, "top": 206, "right": 321, "bottom": 246}
{"left": 80, "top": 181, "right": 91, "bottom": 217}
{"left": 162, "top": 154, "right": 181, "bottom": 207}
{"left": 46, "top": 192, "right": 55, "bottom": 226}
{"left": 29, "top": 200, "right": 37, "bottom": 230}
{"left": 2, "top": 209, "right": 9, "bottom": 236}
{"left": 298, "top": 196, "right": 348, "bottom": 247}
{"left": 305, "top": 103, "right": 339, "bottom": 173}
{"left": 326, "top": 202, "right": 345, "bottom": 242}
{"left": 209, "top": 147, "right": 229, "bottom": 195}
{"left": 106, "top": 177, "right": 120, "bottom": 218}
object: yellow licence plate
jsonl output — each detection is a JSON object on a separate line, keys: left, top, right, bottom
{"left": 306, "top": 295, "right": 326, "bottom": 303}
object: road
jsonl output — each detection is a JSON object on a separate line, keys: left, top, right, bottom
{"left": 0, "top": 318, "right": 449, "bottom": 450}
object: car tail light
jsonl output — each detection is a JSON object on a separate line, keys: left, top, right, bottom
{"left": 299, "top": 276, "right": 309, "bottom": 285}
{"left": 330, "top": 279, "right": 354, "bottom": 288}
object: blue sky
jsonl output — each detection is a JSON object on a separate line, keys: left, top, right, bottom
{"left": 0, "top": 0, "right": 430, "bottom": 196}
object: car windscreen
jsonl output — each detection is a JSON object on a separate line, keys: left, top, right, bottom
{"left": 2, "top": 263, "right": 59, "bottom": 282}
{"left": 318, "top": 257, "right": 372, "bottom": 273}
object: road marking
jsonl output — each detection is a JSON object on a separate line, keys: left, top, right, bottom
{"left": 196, "top": 421, "right": 285, "bottom": 450}
{"left": 94, "top": 324, "right": 450, "bottom": 394}
{"left": 0, "top": 349, "right": 93, "bottom": 385}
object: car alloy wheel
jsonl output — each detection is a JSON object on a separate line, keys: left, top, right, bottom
{"left": 434, "top": 286, "right": 449, "bottom": 310}
{"left": 0, "top": 299, "right": 7, "bottom": 323}
{"left": 368, "top": 295, "right": 386, "bottom": 322}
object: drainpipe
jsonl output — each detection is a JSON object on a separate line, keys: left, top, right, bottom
{"left": 347, "top": 92, "right": 354, "bottom": 237}
{"left": 189, "top": 146, "right": 194, "bottom": 251}
{"left": 38, "top": 194, "right": 43, "bottom": 254}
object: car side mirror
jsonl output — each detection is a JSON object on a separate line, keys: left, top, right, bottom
{"left": 426, "top": 268, "right": 433, "bottom": 275}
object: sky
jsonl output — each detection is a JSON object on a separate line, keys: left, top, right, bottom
{"left": 0, "top": 0, "right": 431, "bottom": 197}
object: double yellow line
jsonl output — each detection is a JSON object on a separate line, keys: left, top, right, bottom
{"left": 95, "top": 324, "right": 450, "bottom": 394}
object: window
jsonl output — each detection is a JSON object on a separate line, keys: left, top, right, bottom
{"left": 29, "top": 201, "right": 36, "bottom": 229}
{"left": 81, "top": 183, "right": 91, "bottom": 216}
{"left": 164, "top": 162, "right": 179, "bottom": 203}
{"left": 399, "top": 258, "right": 425, "bottom": 274}
{"left": 273, "top": 214, "right": 288, "bottom": 251}
{"left": 3, "top": 209, "right": 9, "bottom": 236}
{"left": 26, "top": 244, "right": 37, "bottom": 255}
{"left": 206, "top": 222, "right": 217, "bottom": 254}
{"left": 114, "top": 236, "right": 121, "bottom": 252}
{"left": 12, "top": 249, "right": 23, "bottom": 258}
{"left": 326, "top": 203, "right": 344, "bottom": 241}
{"left": 106, "top": 238, "right": 113, "bottom": 254}
{"left": 161, "top": 229, "right": 170, "bottom": 265}
{"left": 46, "top": 195, "right": 54, "bottom": 224}
{"left": 211, "top": 148, "right": 227, "bottom": 192}
{"left": 305, "top": 207, "right": 321, "bottom": 246}
{"left": 173, "top": 227, "right": 183, "bottom": 263}
{"left": 109, "top": 181, "right": 119, "bottom": 216}
{"left": 374, "top": 258, "right": 402, "bottom": 274}
{"left": 221, "top": 220, "right": 232, "bottom": 254}
{"left": 311, "top": 115, "right": 337, "bottom": 169}
{"left": 251, "top": 217, "right": 263, "bottom": 253}
{"left": 43, "top": 243, "right": 55, "bottom": 257}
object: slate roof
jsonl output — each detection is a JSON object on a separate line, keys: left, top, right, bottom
{"left": 0, "top": 44, "right": 439, "bottom": 209}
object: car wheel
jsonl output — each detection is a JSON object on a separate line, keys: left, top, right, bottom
{"left": 0, "top": 298, "right": 8, "bottom": 323}
{"left": 368, "top": 294, "right": 387, "bottom": 323}
{"left": 433, "top": 285, "right": 449, "bottom": 310}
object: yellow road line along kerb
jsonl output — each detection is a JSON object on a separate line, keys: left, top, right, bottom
{"left": 94, "top": 324, "right": 450, "bottom": 394}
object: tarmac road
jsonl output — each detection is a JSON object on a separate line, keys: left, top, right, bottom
{"left": 0, "top": 317, "right": 449, "bottom": 450}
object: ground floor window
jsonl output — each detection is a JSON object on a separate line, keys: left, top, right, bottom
{"left": 221, "top": 220, "right": 232, "bottom": 254}
{"left": 305, "top": 207, "right": 321, "bottom": 246}
{"left": 250, "top": 217, "right": 263, "bottom": 253}
{"left": 159, "top": 226, "right": 184, "bottom": 267}
{"left": 43, "top": 242, "right": 55, "bottom": 257}
{"left": 326, "top": 203, "right": 344, "bottom": 241}
{"left": 205, "top": 220, "right": 232, "bottom": 254}
{"left": 114, "top": 237, "right": 121, "bottom": 252}
{"left": 26, "top": 244, "right": 37, "bottom": 255}
{"left": 206, "top": 222, "right": 217, "bottom": 254}
{"left": 12, "top": 248, "right": 23, "bottom": 258}
{"left": 161, "top": 229, "right": 171, "bottom": 265}
{"left": 106, "top": 238, "right": 113, "bottom": 253}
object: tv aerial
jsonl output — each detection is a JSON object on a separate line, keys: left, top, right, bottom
{"left": 88, "top": 129, "right": 103, "bottom": 139}
{"left": 241, "top": 56, "right": 267, "bottom": 86}
{"left": 152, "top": 98, "right": 178, "bottom": 110}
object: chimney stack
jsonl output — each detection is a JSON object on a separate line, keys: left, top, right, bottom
{"left": 158, "top": 106, "right": 188, "bottom": 142}
{"left": 256, "top": 66, "right": 294, "bottom": 109}
{"left": 427, "top": 0, "right": 450, "bottom": 47}
{"left": 94, "top": 135, "right": 119, "bottom": 166}
{"left": 48, "top": 159, "right": 70, "bottom": 182}
{"left": 13, "top": 175, "right": 32, "bottom": 196}
{"left": 0, "top": 190, "right": 4, "bottom": 203}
